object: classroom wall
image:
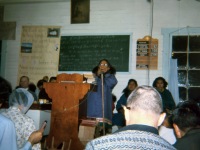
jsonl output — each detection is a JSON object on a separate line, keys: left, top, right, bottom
{"left": 1, "top": 0, "right": 200, "bottom": 100}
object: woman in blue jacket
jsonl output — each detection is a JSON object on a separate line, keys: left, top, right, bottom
{"left": 87, "top": 59, "right": 118, "bottom": 125}
{"left": 113, "top": 79, "right": 138, "bottom": 127}
{"left": 116, "top": 79, "right": 138, "bottom": 112}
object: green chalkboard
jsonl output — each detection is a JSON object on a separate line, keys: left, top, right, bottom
{"left": 59, "top": 35, "right": 130, "bottom": 72}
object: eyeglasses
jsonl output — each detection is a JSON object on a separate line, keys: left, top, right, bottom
{"left": 99, "top": 63, "right": 108, "bottom": 67}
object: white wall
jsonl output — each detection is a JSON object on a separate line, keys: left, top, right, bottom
{"left": 1, "top": 0, "right": 200, "bottom": 100}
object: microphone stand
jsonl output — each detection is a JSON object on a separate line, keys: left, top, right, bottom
{"left": 101, "top": 73, "right": 105, "bottom": 135}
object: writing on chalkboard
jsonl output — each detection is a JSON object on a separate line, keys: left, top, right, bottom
{"left": 59, "top": 35, "right": 130, "bottom": 72}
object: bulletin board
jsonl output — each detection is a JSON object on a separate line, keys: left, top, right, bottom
{"left": 136, "top": 36, "right": 158, "bottom": 70}
{"left": 18, "top": 26, "right": 61, "bottom": 84}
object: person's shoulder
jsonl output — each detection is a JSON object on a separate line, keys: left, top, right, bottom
{"left": 154, "top": 133, "right": 176, "bottom": 149}
{"left": 174, "top": 128, "right": 200, "bottom": 147}
{"left": 116, "top": 94, "right": 126, "bottom": 105}
{"left": 164, "top": 89, "right": 171, "bottom": 93}
{"left": 23, "top": 115, "right": 34, "bottom": 123}
{"left": 1, "top": 108, "right": 14, "bottom": 118}
{"left": 112, "top": 112, "right": 124, "bottom": 119}
{"left": 86, "top": 130, "right": 176, "bottom": 150}
{"left": 85, "top": 132, "right": 125, "bottom": 149}
{"left": 0, "top": 114, "right": 15, "bottom": 127}
{"left": 0, "top": 114, "right": 10, "bottom": 122}
{"left": 89, "top": 130, "right": 140, "bottom": 143}
{"left": 119, "top": 93, "right": 126, "bottom": 98}
{"left": 89, "top": 131, "right": 126, "bottom": 142}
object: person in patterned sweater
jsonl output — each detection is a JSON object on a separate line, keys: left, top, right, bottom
{"left": 2, "top": 88, "right": 41, "bottom": 150}
{"left": 85, "top": 85, "right": 176, "bottom": 150}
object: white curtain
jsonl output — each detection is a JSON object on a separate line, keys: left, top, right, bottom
{"left": 168, "top": 58, "right": 179, "bottom": 105}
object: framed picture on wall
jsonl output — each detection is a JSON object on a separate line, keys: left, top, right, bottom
{"left": 71, "top": 0, "right": 90, "bottom": 24}
{"left": 21, "top": 43, "right": 32, "bottom": 53}
{"left": 47, "top": 28, "right": 60, "bottom": 38}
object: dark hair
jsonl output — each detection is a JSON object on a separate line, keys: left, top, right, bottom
{"left": 112, "top": 94, "right": 117, "bottom": 103}
{"left": 122, "top": 79, "right": 138, "bottom": 98}
{"left": 92, "top": 66, "right": 99, "bottom": 74}
{"left": 28, "top": 83, "right": 36, "bottom": 92}
{"left": 163, "top": 108, "right": 174, "bottom": 128}
{"left": 49, "top": 76, "right": 57, "bottom": 82}
{"left": 92, "top": 59, "right": 116, "bottom": 75}
{"left": 0, "top": 76, "right": 12, "bottom": 103}
{"left": 37, "top": 79, "right": 47, "bottom": 88}
{"left": 172, "top": 101, "right": 200, "bottom": 132}
{"left": 152, "top": 77, "right": 168, "bottom": 89}
{"left": 43, "top": 76, "right": 49, "bottom": 82}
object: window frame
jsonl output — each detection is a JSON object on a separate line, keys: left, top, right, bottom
{"left": 162, "top": 27, "right": 200, "bottom": 101}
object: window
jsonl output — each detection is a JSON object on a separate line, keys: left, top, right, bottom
{"left": 172, "top": 35, "right": 200, "bottom": 102}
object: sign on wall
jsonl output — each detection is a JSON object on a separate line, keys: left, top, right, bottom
{"left": 136, "top": 36, "right": 158, "bottom": 70}
{"left": 18, "top": 26, "right": 61, "bottom": 84}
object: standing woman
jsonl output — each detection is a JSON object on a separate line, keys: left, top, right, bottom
{"left": 153, "top": 77, "right": 176, "bottom": 111}
{"left": 87, "top": 59, "right": 118, "bottom": 125}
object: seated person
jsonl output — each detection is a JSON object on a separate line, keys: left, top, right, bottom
{"left": 152, "top": 77, "right": 176, "bottom": 111}
{"left": 28, "top": 82, "right": 38, "bottom": 101}
{"left": 0, "top": 114, "right": 43, "bottom": 150}
{"left": 159, "top": 109, "right": 176, "bottom": 144}
{"left": 112, "top": 112, "right": 125, "bottom": 131}
{"left": 43, "top": 76, "right": 49, "bottom": 82}
{"left": 38, "top": 78, "right": 56, "bottom": 102}
{"left": 0, "top": 76, "right": 43, "bottom": 150}
{"left": 49, "top": 76, "right": 57, "bottom": 82}
{"left": 0, "top": 76, "right": 12, "bottom": 105}
{"left": 35, "top": 79, "right": 46, "bottom": 99}
{"left": 37, "top": 79, "right": 47, "bottom": 91}
{"left": 28, "top": 82, "right": 37, "bottom": 93}
{"left": 111, "top": 94, "right": 124, "bottom": 132}
{"left": 17, "top": 76, "right": 37, "bottom": 101}
{"left": 116, "top": 79, "right": 138, "bottom": 111}
{"left": 17, "top": 76, "right": 30, "bottom": 89}
{"left": 2, "top": 88, "right": 41, "bottom": 150}
{"left": 113, "top": 79, "right": 138, "bottom": 128}
{"left": 112, "top": 94, "right": 125, "bottom": 130}
{"left": 172, "top": 101, "right": 200, "bottom": 150}
{"left": 85, "top": 86, "right": 176, "bottom": 149}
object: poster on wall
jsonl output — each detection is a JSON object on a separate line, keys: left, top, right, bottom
{"left": 136, "top": 36, "right": 158, "bottom": 70}
{"left": 18, "top": 26, "right": 61, "bottom": 84}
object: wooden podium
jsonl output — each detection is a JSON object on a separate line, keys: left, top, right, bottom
{"left": 44, "top": 74, "right": 91, "bottom": 150}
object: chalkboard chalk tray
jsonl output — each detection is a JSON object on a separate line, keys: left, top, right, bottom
{"left": 59, "top": 35, "right": 130, "bottom": 72}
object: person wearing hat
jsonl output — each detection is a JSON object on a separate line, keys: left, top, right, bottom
{"left": 1, "top": 88, "right": 41, "bottom": 150}
{"left": 0, "top": 76, "right": 44, "bottom": 150}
